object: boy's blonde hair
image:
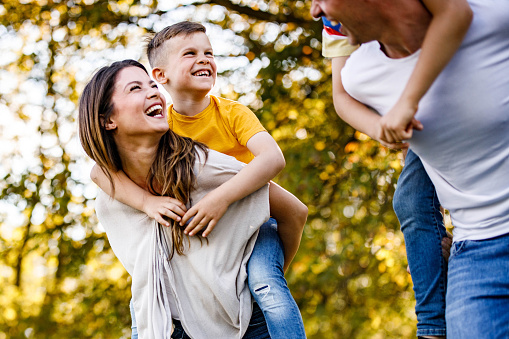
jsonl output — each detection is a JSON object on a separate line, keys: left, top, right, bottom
{"left": 147, "top": 21, "right": 207, "bottom": 69}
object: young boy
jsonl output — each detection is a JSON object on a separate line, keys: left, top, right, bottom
{"left": 316, "top": 0, "right": 472, "bottom": 337}
{"left": 91, "top": 22, "right": 307, "bottom": 338}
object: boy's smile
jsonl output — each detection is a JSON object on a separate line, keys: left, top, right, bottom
{"left": 157, "top": 32, "right": 217, "bottom": 97}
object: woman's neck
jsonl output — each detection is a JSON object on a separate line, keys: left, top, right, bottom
{"left": 115, "top": 137, "right": 159, "bottom": 190}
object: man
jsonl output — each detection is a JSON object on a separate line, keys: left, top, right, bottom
{"left": 312, "top": 0, "right": 509, "bottom": 337}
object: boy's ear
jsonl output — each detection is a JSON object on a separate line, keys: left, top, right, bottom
{"left": 152, "top": 67, "right": 168, "bottom": 85}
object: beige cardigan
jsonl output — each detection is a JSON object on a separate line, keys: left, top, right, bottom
{"left": 95, "top": 149, "right": 269, "bottom": 338}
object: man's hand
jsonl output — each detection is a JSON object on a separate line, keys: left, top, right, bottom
{"left": 142, "top": 195, "right": 187, "bottom": 227}
{"left": 180, "top": 189, "right": 230, "bottom": 237}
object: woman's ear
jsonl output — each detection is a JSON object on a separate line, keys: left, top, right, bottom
{"left": 152, "top": 67, "right": 168, "bottom": 84}
{"left": 104, "top": 118, "right": 117, "bottom": 131}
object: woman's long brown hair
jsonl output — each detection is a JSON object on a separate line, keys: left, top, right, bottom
{"left": 78, "top": 59, "right": 207, "bottom": 257}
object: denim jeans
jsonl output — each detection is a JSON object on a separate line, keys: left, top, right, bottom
{"left": 130, "top": 301, "right": 269, "bottom": 339}
{"left": 393, "top": 150, "right": 447, "bottom": 337}
{"left": 247, "top": 218, "right": 306, "bottom": 338}
{"left": 171, "top": 302, "right": 269, "bottom": 339}
{"left": 446, "top": 232, "right": 509, "bottom": 338}
{"left": 130, "top": 219, "right": 305, "bottom": 338}
{"left": 130, "top": 298, "right": 138, "bottom": 339}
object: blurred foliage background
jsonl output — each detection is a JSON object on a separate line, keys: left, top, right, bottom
{"left": 0, "top": 0, "right": 418, "bottom": 338}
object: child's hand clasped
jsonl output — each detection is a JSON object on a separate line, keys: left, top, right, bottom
{"left": 180, "top": 190, "right": 229, "bottom": 237}
{"left": 378, "top": 99, "right": 423, "bottom": 144}
{"left": 142, "top": 195, "right": 187, "bottom": 227}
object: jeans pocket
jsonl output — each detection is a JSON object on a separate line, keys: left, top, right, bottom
{"left": 450, "top": 240, "right": 469, "bottom": 259}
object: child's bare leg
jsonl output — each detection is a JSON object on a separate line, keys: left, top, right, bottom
{"left": 269, "top": 181, "right": 308, "bottom": 272}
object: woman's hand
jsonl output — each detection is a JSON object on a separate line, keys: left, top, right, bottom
{"left": 142, "top": 195, "right": 187, "bottom": 227}
{"left": 180, "top": 190, "right": 230, "bottom": 237}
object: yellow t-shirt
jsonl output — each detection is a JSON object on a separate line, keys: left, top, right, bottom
{"left": 168, "top": 95, "right": 266, "bottom": 164}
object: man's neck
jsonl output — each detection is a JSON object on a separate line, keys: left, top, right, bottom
{"left": 377, "top": 0, "right": 431, "bottom": 58}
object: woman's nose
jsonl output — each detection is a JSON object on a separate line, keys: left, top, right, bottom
{"left": 147, "top": 87, "right": 160, "bottom": 98}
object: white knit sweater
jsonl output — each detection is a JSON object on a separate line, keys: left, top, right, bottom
{"left": 95, "top": 148, "right": 270, "bottom": 338}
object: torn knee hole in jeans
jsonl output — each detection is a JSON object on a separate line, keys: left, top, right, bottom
{"left": 253, "top": 283, "right": 271, "bottom": 300}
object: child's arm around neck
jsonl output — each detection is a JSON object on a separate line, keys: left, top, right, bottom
{"left": 90, "top": 164, "right": 187, "bottom": 226}
{"left": 378, "top": 0, "right": 473, "bottom": 143}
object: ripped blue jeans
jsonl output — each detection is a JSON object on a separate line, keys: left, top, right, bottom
{"left": 247, "top": 218, "right": 306, "bottom": 338}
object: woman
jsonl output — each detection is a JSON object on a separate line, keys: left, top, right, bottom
{"left": 78, "top": 59, "right": 272, "bottom": 338}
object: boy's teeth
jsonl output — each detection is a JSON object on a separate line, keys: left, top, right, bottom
{"left": 194, "top": 70, "right": 209, "bottom": 76}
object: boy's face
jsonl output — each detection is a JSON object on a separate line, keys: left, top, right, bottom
{"left": 157, "top": 32, "right": 217, "bottom": 95}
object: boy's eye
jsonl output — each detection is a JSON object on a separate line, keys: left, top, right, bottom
{"left": 184, "top": 51, "right": 195, "bottom": 56}
{"left": 206, "top": 51, "right": 214, "bottom": 57}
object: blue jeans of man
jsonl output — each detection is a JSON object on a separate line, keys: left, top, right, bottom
{"left": 446, "top": 232, "right": 509, "bottom": 338}
{"left": 393, "top": 150, "right": 447, "bottom": 337}
{"left": 130, "top": 218, "right": 305, "bottom": 338}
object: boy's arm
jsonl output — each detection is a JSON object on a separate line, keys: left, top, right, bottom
{"left": 379, "top": 0, "right": 473, "bottom": 143}
{"left": 331, "top": 57, "right": 416, "bottom": 150}
{"left": 180, "top": 131, "right": 285, "bottom": 236}
{"left": 90, "top": 164, "right": 187, "bottom": 226}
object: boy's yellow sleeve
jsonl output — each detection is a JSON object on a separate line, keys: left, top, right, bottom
{"left": 217, "top": 97, "right": 266, "bottom": 147}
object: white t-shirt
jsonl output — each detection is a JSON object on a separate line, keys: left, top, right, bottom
{"left": 342, "top": 0, "right": 509, "bottom": 242}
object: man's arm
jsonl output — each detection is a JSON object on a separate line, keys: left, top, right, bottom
{"left": 379, "top": 0, "right": 473, "bottom": 142}
{"left": 180, "top": 131, "right": 285, "bottom": 236}
{"left": 90, "top": 165, "right": 187, "bottom": 226}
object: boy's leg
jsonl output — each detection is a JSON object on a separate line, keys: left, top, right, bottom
{"left": 393, "top": 150, "right": 447, "bottom": 338}
{"left": 247, "top": 218, "right": 306, "bottom": 338}
{"left": 130, "top": 298, "right": 138, "bottom": 339}
{"left": 446, "top": 233, "right": 509, "bottom": 337}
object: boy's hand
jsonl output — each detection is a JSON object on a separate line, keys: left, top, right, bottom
{"left": 378, "top": 99, "right": 423, "bottom": 144}
{"left": 142, "top": 195, "right": 187, "bottom": 227}
{"left": 180, "top": 190, "right": 230, "bottom": 237}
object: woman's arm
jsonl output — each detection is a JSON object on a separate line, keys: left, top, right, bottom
{"left": 268, "top": 181, "right": 307, "bottom": 272}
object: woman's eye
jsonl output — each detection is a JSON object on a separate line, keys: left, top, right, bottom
{"left": 152, "top": 84, "right": 158, "bottom": 89}
{"left": 129, "top": 85, "right": 141, "bottom": 91}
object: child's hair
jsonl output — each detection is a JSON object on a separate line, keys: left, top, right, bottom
{"left": 146, "top": 21, "right": 207, "bottom": 68}
{"left": 78, "top": 59, "right": 208, "bottom": 257}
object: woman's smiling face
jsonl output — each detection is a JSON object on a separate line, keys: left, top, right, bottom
{"left": 107, "top": 66, "right": 169, "bottom": 138}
